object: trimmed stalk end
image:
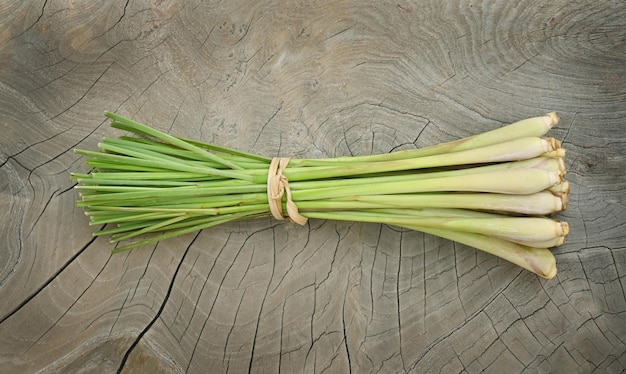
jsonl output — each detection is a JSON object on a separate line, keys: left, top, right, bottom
{"left": 556, "top": 157, "right": 567, "bottom": 174}
{"left": 563, "top": 196, "right": 570, "bottom": 210}
{"left": 558, "top": 192, "right": 570, "bottom": 210}
{"left": 554, "top": 195, "right": 564, "bottom": 212}
{"left": 549, "top": 181, "right": 570, "bottom": 195}
{"left": 547, "top": 138, "right": 561, "bottom": 151}
{"left": 546, "top": 112, "right": 560, "bottom": 128}
{"left": 548, "top": 171, "right": 565, "bottom": 186}
{"left": 527, "top": 247, "right": 558, "bottom": 279}
{"left": 543, "top": 264, "right": 558, "bottom": 280}
{"left": 543, "top": 148, "right": 567, "bottom": 158}
{"left": 553, "top": 236, "right": 566, "bottom": 247}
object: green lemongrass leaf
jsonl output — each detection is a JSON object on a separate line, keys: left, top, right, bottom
{"left": 88, "top": 211, "right": 185, "bottom": 225}
{"left": 102, "top": 137, "right": 268, "bottom": 169}
{"left": 74, "top": 178, "right": 197, "bottom": 187}
{"left": 81, "top": 192, "right": 266, "bottom": 208}
{"left": 103, "top": 137, "right": 228, "bottom": 166}
{"left": 88, "top": 171, "right": 212, "bottom": 180}
{"left": 79, "top": 192, "right": 267, "bottom": 208}
{"left": 95, "top": 219, "right": 168, "bottom": 236}
{"left": 84, "top": 203, "right": 268, "bottom": 216}
{"left": 105, "top": 112, "right": 245, "bottom": 171}
{"left": 78, "top": 184, "right": 266, "bottom": 203}
{"left": 77, "top": 185, "right": 181, "bottom": 192}
{"left": 77, "top": 150, "right": 177, "bottom": 172}
{"left": 115, "top": 131, "right": 270, "bottom": 164}
{"left": 86, "top": 161, "right": 174, "bottom": 173}
{"left": 179, "top": 137, "right": 271, "bottom": 163}
{"left": 100, "top": 210, "right": 268, "bottom": 239}
{"left": 109, "top": 214, "right": 191, "bottom": 242}
{"left": 71, "top": 172, "right": 93, "bottom": 180}
{"left": 77, "top": 149, "right": 251, "bottom": 180}
{"left": 110, "top": 211, "right": 267, "bottom": 253}
{"left": 117, "top": 136, "right": 269, "bottom": 167}
{"left": 97, "top": 141, "right": 253, "bottom": 181}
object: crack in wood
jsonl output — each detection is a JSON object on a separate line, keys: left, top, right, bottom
{"left": 0, "top": 232, "right": 101, "bottom": 324}
{"left": 117, "top": 231, "right": 201, "bottom": 373}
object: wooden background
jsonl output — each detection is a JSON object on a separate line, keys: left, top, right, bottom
{"left": 1, "top": 1, "right": 625, "bottom": 372}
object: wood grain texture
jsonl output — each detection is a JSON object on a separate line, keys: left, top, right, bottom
{"left": 1, "top": 0, "right": 625, "bottom": 372}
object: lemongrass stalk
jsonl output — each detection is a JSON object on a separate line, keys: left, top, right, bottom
{"left": 287, "top": 156, "right": 566, "bottom": 192}
{"left": 302, "top": 211, "right": 566, "bottom": 243}
{"left": 357, "top": 208, "right": 504, "bottom": 218}
{"left": 292, "top": 169, "right": 562, "bottom": 201}
{"left": 409, "top": 226, "right": 557, "bottom": 279}
{"left": 240, "top": 137, "right": 560, "bottom": 183}
{"left": 278, "top": 137, "right": 555, "bottom": 182}
{"left": 499, "top": 235, "right": 566, "bottom": 248}
{"left": 298, "top": 208, "right": 559, "bottom": 278}
{"left": 288, "top": 113, "right": 559, "bottom": 165}
{"left": 297, "top": 191, "right": 565, "bottom": 215}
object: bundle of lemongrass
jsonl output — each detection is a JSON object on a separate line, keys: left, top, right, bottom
{"left": 73, "top": 112, "right": 569, "bottom": 279}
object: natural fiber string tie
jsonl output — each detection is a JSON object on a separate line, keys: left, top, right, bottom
{"left": 267, "top": 157, "right": 308, "bottom": 225}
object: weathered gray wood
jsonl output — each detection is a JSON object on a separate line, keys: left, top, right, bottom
{"left": 1, "top": 0, "right": 625, "bottom": 372}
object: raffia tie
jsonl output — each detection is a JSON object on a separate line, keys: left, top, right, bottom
{"left": 267, "top": 157, "right": 308, "bottom": 225}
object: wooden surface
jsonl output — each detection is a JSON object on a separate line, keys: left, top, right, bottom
{"left": 1, "top": 1, "right": 625, "bottom": 373}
